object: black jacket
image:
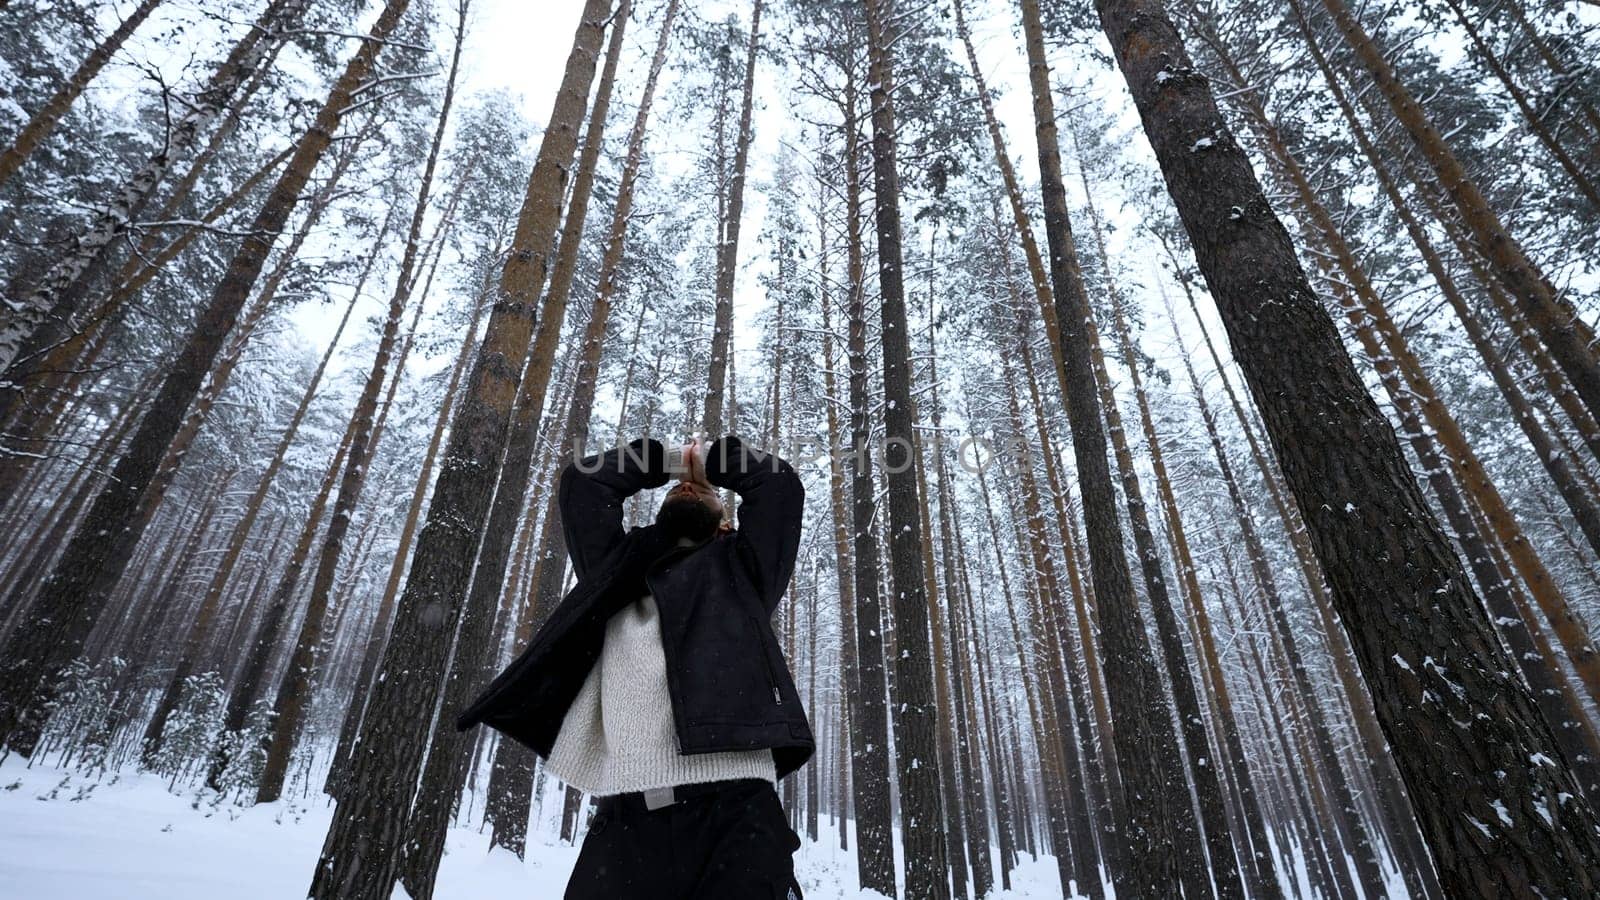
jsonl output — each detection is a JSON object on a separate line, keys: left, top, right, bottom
{"left": 456, "top": 435, "right": 814, "bottom": 780}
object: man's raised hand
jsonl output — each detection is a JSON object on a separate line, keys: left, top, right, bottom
{"left": 684, "top": 435, "right": 711, "bottom": 486}
{"left": 664, "top": 435, "right": 710, "bottom": 485}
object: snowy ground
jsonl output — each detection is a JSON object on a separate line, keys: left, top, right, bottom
{"left": 0, "top": 758, "right": 1070, "bottom": 899}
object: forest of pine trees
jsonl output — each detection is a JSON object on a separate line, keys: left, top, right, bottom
{"left": 1, "top": 0, "right": 1598, "bottom": 897}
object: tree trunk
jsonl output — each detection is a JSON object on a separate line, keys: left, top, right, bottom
{"left": 134, "top": 126, "right": 375, "bottom": 534}
{"left": 476, "top": 0, "right": 674, "bottom": 861}
{"left": 395, "top": 6, "right": 676, "bottom": 895}
{"left": 701, "top": 0, "right": 763, "bottom": 436}
{"left": 479, "top": 365, "right": 581, "bottom": 852}
{"left": 1171, "top": 285, "right": 1381, "bottom": 897}
{"left": 1011, "top": 317, "right": 1120, "bottom": 827}
{"left": 140, "top": 210, "right": 380, "bottom": 767}
{"left": 1190, "top": 18, "right": 1503, "bottom": 892}
{"left": 95, "top": 131, "right": 292, "bottom": 319}
{"left": 1091, "top": 0, "right": 1600, "bottom": 888}
{"left": 206, "top": 405, "right": 359, "bottom": 788}
{"left": 1232, "top": 35, "right": 1600, "bottom": 710}
{"left": 953, "top": 503, "right": 1015, "bottom": 890}
{"left": 1159, "top": 204, "right": 1449, "bottom": 892}
{"left": 1120, "top": 297, "right": 1286, "bottom": 896}
{"left": 924, "top": 288, "right": 991, "bottom": 900}
{"left": 816, "top": 197, "right": 866, "bottom": 866}
{"left": 1354, "top": 105, "right": 1600, "bottom": 468}
{"left": 835, "top": 40, "right": 898, "bottom": 896}
{"left": 325, "top": 248, "right": 496, "bottom": 798}
{"left": 913, "top": 430, "right": 970, "bottom": 899}
{"left": 1218, "top": 568, "right": 1346, "bottom": 900}
{"left": 0, "top": 384, "right": 147, "bottom": 626}
{"left": 1290, "top": 3, "right": 1600, "bottom": 565}
{"left": 1073, "top": 163, "right": 1247, "bottom": 899}
{"left": 1498, "top": 0, "right": 1600, "bottom": 146}
{"left": 1019, "top": 1, "right": 1199, "bottom": 895}
{"left": 962, "top": 73, "right": 1121, "bottom": 850}
{"left": 113, "top": 50, "right": 280, "bottom": 290}
{"left": 860, "top": 3, "right": 950, "bottom": 896}
{"left": 986, "top": 367, "right": 1100, "bottom": 898}
{"left": 1288, "top": 6, "right": 1600, "bottom": 758}
{"left": 307, "top": 1, "right": 612, "bottom": 893}
{"left": 805, "top": 578, "right": 821, "bottom": 842}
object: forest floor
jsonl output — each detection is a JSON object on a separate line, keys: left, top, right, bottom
{"left": 0, "top": 758, "right": 1072, "bottom": 898}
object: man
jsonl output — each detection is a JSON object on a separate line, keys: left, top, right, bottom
{"left": 457, "top": 434, "right": 812, "bottom": 899}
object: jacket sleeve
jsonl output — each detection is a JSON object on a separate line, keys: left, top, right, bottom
{"left": 559, "top": 437, "right": 671, "bottom": 579}
{"left": 704, "top": 434, "right": 805, "bottom": 615}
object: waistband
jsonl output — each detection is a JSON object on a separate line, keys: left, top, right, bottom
{"left": 595, "top": 777, "right": 770, "bottom": 815}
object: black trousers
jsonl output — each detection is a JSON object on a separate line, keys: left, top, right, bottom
{"left": 564, "top": 778, "right": 804, "bottom": 900}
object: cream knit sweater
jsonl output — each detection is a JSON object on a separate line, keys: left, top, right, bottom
{"left": 544, "top": 584, "right": 777, "bottom": 796}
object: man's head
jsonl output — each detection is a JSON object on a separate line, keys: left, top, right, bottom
{"left": 656, "top": 479, "right": 724, "bottom": 542}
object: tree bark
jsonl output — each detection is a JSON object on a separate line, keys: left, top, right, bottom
{"left": 1173, "top": 301, "right": 1374, "bottom": 898}
{"left": 1230, "top": 37, "right": 1600, "bottom": 710}
{"left": 479, "top": 363, "right": 581, "bottom": 853}
{"left": 478, "top": 0, "right": 674, "bottom": 860}
{"left": 836, "top": 39, "right": 898, "bottom": 896}
{"left": 134, "top": 124, "right": 376, "bottom": 536}
{"left": 952, "top": 502, "right": 1016, "bottom": 890}
{"left": 1091, "top": 0, "right": 1600, "bottom": 889}
{"left": 961, "top": 85, "right": 1122, "bottom": 844}
{"left": 1498, "top": 0, "right": 1600, "bottom": 146}
{"left": 0, "top": 381, "right": 147, "bottom": 626}
{"left": 816, "top": 190, "right": 868, "bottom": 866}
{"left": 860, "top": 3, "right": 951, "bottom": 896}
{"left": 1289, "top": 5, "right": 1600, "bottom": 569}
{"left": 1285, "top": 6, "right": 1600, "bottom": 744}
{"left": 325, "top": 247, "right": 497, "bottom": 799}
{"left": 1119, "top": 298, "right": 1286, "bottom": 896}
{"left": 1159, "top": 203, "right": 1450, "bottom": 892}
{"left": 1010, "top": 314, "right": 1120, "bottom": 827}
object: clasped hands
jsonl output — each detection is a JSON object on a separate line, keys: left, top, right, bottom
{"left": 665, "top": 435, "right": 713, "bottom": 488}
